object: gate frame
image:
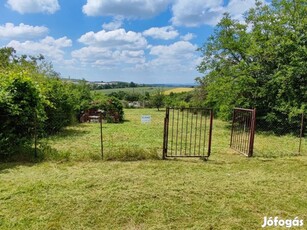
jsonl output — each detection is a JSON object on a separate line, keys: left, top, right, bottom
{"left": 162, "top": 107, "right": 213, "bottom": 160}
{"left": 230, "top": 108, "right": 256, "bottom": 157}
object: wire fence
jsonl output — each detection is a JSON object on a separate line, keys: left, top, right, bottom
{"left": 1, "top": 109, "right": 306, "bottom": 161}
{"left": 253, "top": 113, "right": 306, "bottom": 157}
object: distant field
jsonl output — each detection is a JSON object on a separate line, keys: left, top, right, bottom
{"left": 163, "top": 87, "right": 194, "bottom": 95}
{"left": 93, "top": 86, "right": 175, "bottom": 95}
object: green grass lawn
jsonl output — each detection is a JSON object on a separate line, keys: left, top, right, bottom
{"left": 0, "top": 109, "right": 306, "bottom": 229}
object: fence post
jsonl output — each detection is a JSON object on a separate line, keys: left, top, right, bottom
{"left": 207, "top": 109, "right": 213, "bottom": 157}
{"left": 230, "top": 109, "right": 236, "bottom": 148}
{"left": 100, "top": 112, "right": 103, "bottom": 159}
{"left": 34, "top": 110, "right": 38, "bottom": 158}
{"left": 248, "top": 108, "right": 256, "bottom": 157}
{"left": 162, "top": 107, "right": 170, "bottom": 159}
{"left": 298, "top": 113, "right": 304, "bottom": 154}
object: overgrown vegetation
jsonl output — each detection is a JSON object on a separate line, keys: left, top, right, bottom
{"left": 0, "top": 48, "right": 124, "bottom": 158}
{"left": 196, "top": 0, "right": 306, "bottom": 130}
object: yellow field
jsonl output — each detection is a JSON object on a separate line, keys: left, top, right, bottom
{"left": 163, "top": 87, "right": 194, "bottom": 95}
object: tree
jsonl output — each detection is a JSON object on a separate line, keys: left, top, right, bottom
{"left": 197, "top": 0, "right": 307, "bottom": 129}
{"left": 151, "top": 89, "right": 165, "bottom": 111}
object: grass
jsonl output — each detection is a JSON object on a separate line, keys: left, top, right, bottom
{"left": 0, "top": 109, "right": 307, "bottom": 229}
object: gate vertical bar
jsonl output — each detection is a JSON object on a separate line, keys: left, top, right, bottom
{"left": 248, "top": 108, "right": 256, "bottom": 157}
{"left": 198, "top": 110, "right": 204, "bottom": 156}
{"left": 175, "top": 109, "right": 180, "bottom": 155}
{"left": 207, "top": 109, "right": 213, "bottom": 156}
{"left": 230, "top": 109, "right": 236, "bottom": 148}
{"left": 185, "top": 108, "right": 189, "bottom": 155}
{"left": 180, "top": 108, "right": 184, "bottom": 155}
{"left": 193, "top": 110, "right": 199, "bottom": 156}
{"left": 163, "top": 108, "right": 170, "bottom": 159}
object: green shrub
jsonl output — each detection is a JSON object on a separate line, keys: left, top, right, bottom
{"left": 91, "top": 94, "right": 124, "bottom": 123}
{"left": 0, "top": 70, "right": 45, "bottom": 156}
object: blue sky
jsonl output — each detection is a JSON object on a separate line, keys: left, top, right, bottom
{"left": 0, "top": 0, "right": 263, "bottom": 83}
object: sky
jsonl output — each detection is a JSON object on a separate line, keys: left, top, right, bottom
{"left": 0, "top": 0, "right": 264, "bottom": 84}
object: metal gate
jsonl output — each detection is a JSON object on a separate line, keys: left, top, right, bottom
{"left": 230, "top": 108, "right": 256, "bottom": 157}
{"left": 163, "top": 107, "right": 213, "bottom": 159}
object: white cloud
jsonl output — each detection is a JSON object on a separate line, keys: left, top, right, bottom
{"left": 226, "top": 0, "right": 267, "bottom": 22}
{"left": 0, "top": 23, "right": 48, "bottom": 40}
{"left": 7, "top": 36, "right": 72, "bottom": 61}
{"left": 72, "top": 46, "right": 145, "bottom": 68}
{"left": 171, "top": 0, "right": 224, "bottom": 27}
{"left": 146, "top": 41, "right": 200, "bottom": 71}
{"left": 78, "top": 29, "right": 147, "bottom": 50}
{"left": 171, "top": 0, "right": 268, "bottom": 27}
{"left": 181, "top": 33, "right": 195, "bottom": 41}
{"left": 102, "top": 17, "right": 123, "bottom": 31}
{"left": 143, "top": 26, "right": 179, "bottom": 40}
{"left": 73, "top": 28, "right": 147, "bottom": 69}
{"left": 6, "top": 0, "right": 60, "bottom": 14}
{"left": 82, "top": 0, "right": 171, "bottom": 18}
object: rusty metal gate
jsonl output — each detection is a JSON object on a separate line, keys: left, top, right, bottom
{"left": 230, "top": 108, "right": 256, "bottom": 157}
{"left": 163, "top": 107, "right": 213, "bottom": 159}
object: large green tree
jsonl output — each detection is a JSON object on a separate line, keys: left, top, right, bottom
{"left": 197, "top": 0, "right": 306, "bottom": 129}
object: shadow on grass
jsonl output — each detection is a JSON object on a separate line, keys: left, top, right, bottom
{"left": 49, "top": 127, "right": 90, "bottom": 139}
{"left": 0, "top": 162, "right": 36, "bottom": 174}
{"left": 0, "top": 145, "right": 41, "bottom": 173}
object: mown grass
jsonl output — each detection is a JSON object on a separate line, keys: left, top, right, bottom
{"left": 0, "top": 109, "right": 306, "bottom": 229}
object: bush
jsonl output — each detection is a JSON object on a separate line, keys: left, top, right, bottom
{"left": 0, "top": 70, "right": 45, "bottom": 156}
{"left": 91, "top": 94, "right": 124, "bottom": 123}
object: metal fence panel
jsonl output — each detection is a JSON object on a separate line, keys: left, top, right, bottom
{"left": 230, "top": 108, "right": 256, "bottom": 157}
{"left": 163, "top": 107, "right": 213, "bottom": 159}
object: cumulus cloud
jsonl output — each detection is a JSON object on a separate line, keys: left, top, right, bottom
{"left": 171, "top": 0, "right": 224, "bottom": 27}
{"left": 7, "top": 36, "right": 72, "bottom": 61}
{"left": 102, "top": 16, "right": 123, "bottom": 31}
{"left": 72, "top": 46, "right": 145, "bottom": 68}
{"left": 171, "top": 0, "right": 268, "bottom": 27}
{"left": 143, "top": 26, "right": 179, "bottom": 40}
{"left": 0, "top": 23, "right": 48, "bottom": 40}
{"left": 82, "top": 0, "right": 171, "bottom": 18}
{"left": 73, "top": 28, "right": 147, "bottom": 69}
{"left": 226, "top": 0, "right": 266, "bottom": 22}
{"left": 6, "top": 0, "right": 60, "bottom": 14}
{"left": 78, "top": 28, "right": 147, "bottom": 50}
{"left": 181, "top": 33, "right": 195, "bottom": 41}
{"left": 146, "top": 41, "right": 200, "bottom": 71}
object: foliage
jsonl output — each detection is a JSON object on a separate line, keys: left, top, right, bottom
{"left": 164, "top": 92, "right": 193, "bottom": 108}
{"left": 0, "top": 70, "right": 45, "bottom": 155}
{"left": 91, "top": 93, "right": 124, "bottom": 122}
{"left": 0, "top": 47, "right": 94, "bottom": 157}
{"left": 197, "top": 0, "right": 307, "bottom": 129}
{"left": 150, "top": 88, "right": 165, "bottom": 111}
